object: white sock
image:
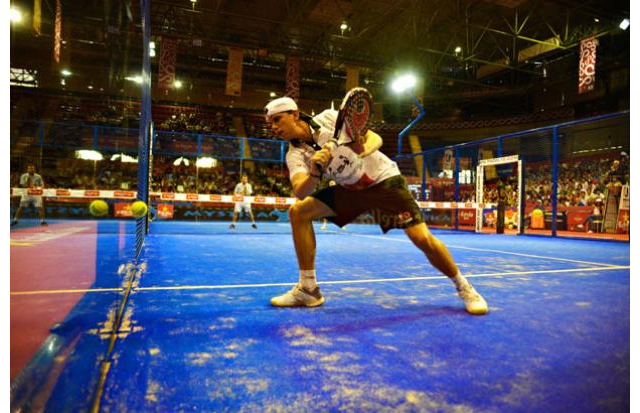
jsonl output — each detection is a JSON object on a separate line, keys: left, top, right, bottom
{"left": 299, "top": 269, "right": 317, "bottom": 291}
{"left": 450, "top": 272, "right": 470, "bottom": 290}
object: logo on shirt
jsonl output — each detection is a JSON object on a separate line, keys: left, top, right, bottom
{"left": 395, "top": 211, "right": 414, "bottom": 225}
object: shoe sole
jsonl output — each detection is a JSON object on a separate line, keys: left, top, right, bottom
{"left": 466, "top": 306, "right": 488, "bottom": 315}
{"left": 270, "top": 297, "right": 325, "bottom": 308}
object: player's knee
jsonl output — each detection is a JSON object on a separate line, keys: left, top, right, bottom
{"left": 289, "top": 202, "right": 311, "bottom": 223}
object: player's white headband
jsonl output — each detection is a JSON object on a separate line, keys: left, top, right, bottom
{"left": 264, "top": 97, "right": 298, "bottom": 121}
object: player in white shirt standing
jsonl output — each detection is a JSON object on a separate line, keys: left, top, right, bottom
{"left": 12, "top": 163, "right": 48, "bottom": 226}
{"left": 229, "top": 174, "right": 258, "bottom": 229}
{"left": 264, "top": 96, "right": 487, "bottom": 315}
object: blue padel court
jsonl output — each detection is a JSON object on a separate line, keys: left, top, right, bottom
{"left": 10, "top": 220, "right": 630, "bottom": 412}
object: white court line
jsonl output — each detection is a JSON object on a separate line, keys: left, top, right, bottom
{"left": 9, "top": 265, "right": 629, "bottom": 295}
{"left": 134, "top": 265, "right": 629, "bottom": 292}
{"left": 343, "top": 233, "right": 623, "bottom": 268}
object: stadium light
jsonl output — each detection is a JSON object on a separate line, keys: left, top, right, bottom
{"left": 619, "top": 18, "right": 630, "bottom": 30}
{"left": 196, "top": 157, "right": 217, "bottom": 168}
{"left": 174, "top": 80, "right": 183, "bottom": 89}
{"left": 10, "top": 7, "right": 22, "bottom": 23}
{"left": 125, "top": 75, "right": 143, "bottom": 84}
{"left": 391, "top": 74, "right": 417, "bottom": 94}
{"left": 110, "top": 153, "right": 138, "bottom": 163}
{"left": 75, "top": 150, "right": 104, "bottom": 161}
{"left": 60, "top": 69, "right": 72, "bottom": 77}
{"left": 173, "top": 157, "right": 190, "bottom": 166}
{"left": 454, "top": 46, "right": 462, "bottom": 54}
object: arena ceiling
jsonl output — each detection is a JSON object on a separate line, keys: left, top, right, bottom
{"left": 10, "top": 0, "right": 630, "bottom": 115}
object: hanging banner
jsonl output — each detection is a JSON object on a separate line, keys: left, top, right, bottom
{"left": 33, "top": 0, "right": 41, "bottom": 35}
{"left": 225, "top": 47, "right": 243, "bottom": 96}
{"left": 53, "top": 0, "right": 61, "bottom": 63}
{"left": 158, "top": 37, "right": 177, "bottom": 90}
{"left": 443, "top": 148, "right": 454, "bottom": 171}
{"left": 346, "top": 65, "right": 359, "bottom": 91}
{"left": 285, "top": 56, "right": 299, "bottom": 101}
{"left": 578, "top": 36, "right": 598, "bottom": 94}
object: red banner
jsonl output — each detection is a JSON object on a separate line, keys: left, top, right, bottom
{"left": 225, "top": 47, "right": 243, "bottom": 96}
{"left": 114, "top": 203, "right": 134, "bottom": 218}
{"left": 157, "top": 203, "right": 174, "bottom": 219}
{"left": 566, "top": 206, "right": 593, "bottom": 231}
{"left": 114, "top": 191, "right": 135, "bottom": 198}
{"left": 579, "top": 37, "right": 598, "bottom": 94}
{"left": 457, "top": 209, "right": 476, "bottom": 225}
{"left": 285, "top": 56, "right": 299, "bottom": 101}
{"left": 158, "top": 37, "right": 177, "bottom": 90}
{"left": 53, "top": 0, "right": 61, "bottom": 63}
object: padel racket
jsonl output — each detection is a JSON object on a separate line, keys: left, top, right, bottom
{"left": 315, "top": 87, "right": 373, "bottom": 174}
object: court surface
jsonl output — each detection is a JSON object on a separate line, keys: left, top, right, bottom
{"left": 11, "top": 220, "right": 630, "bottom": 412}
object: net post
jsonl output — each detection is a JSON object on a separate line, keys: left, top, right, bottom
{"left": 551, "top": 127, "right": 559, "bottom": 236}
{"left": 475, "top": 163, "right": 484, "bottom": 233}
{"left": 517, "top": 159, "right": 524, "bottom": 235}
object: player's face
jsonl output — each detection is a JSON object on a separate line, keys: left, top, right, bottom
{"left": 267, "top": 112, "right": 297, "bottom": 140}
{"left": 27, "top": 165, "right": 35, "bottom": 174}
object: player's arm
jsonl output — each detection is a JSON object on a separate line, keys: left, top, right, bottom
{"left": 290, "top": 149, "right": 331, "bottom": 199}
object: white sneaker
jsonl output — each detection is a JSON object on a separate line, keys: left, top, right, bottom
{"left": 457, "top": 284, "right": 488, "bottom": 315}
{"left": 320, "top": 223, "right": 327, "bottom": 230}
{"left": 271, "top": 285, "right": 325, "bottom": 307}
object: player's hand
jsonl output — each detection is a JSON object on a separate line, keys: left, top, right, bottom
{"left": 311, "top": 148, "right": 332, "bottom": 175}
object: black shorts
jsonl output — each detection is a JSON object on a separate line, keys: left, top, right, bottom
{"left": 311, "top": 175, "right": 424, "bottom": 233}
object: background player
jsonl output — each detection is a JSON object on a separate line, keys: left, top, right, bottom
{"left": 230, "top": 174, "right": 258, "bottom": 229}
{"left": 12, "top": 163, "right": 48, "bottom": 226}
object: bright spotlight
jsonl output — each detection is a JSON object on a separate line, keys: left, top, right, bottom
{"left": 196, "top": 157, "right": 217, "bottom": 168}
{"left": 619, "top": 18, "right": 630, "bottom": 30}
{"left": 75, "top": 150, "right": 104, "bottom": 161}
{"left": 174, "top": 80, "right": 183, "bottom": 89}
{"left": 10, "top": 7, "right": 22, "bottom": 23}
{"left": 173, "top": 157, "right": 190, "bottom": 166}
{"left": 454, "top": 46, "right": 462, "bottom": 54}
{"left": 60, "top": 69, "right": 72, "bottom": 77}
{"left": 391, "top": 74, "right": 417, "bottom": 94}
{"left": 125, "top": 75, "right": 143, "bottom": 84}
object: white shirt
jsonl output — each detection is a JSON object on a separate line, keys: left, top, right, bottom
{"left": 234, "top": 182, "right": 253, "bottom": 196}
{"left": 20, "top": 172, "right": 43, "bottom": 188}
{"left": 285, "top": 109, "right": 400, "bottom": 189}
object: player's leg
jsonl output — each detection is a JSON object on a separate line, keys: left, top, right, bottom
{"left": 270, "top": 197, "right": 335, "bottom": 307}
{"left": 230, "top": 204, "right": 240, "bottom": 228}
{"left": 404, "top": 223, "right": 488, "bottom": 315}
{"left": 36, "top": 197, "right": 47, "bottom": 225}
{"left": 247, "top": 207, "right": 257, "bottom": 229}
{"left": 12, "top": 206, "right": 24, "bottom": 225}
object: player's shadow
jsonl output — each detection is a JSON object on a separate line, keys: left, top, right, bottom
{"left": 298, "top": 304, "right": 466, "bottom": 334}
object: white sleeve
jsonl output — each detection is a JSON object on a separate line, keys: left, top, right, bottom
{"left": 234, "top": 183, "right": 241, "bottom": 194}
{"left": 247, "top": 184, "right": 253, "bottom": 195}
{"left": 286, "top": 149, "right": 310, "bottom": 180}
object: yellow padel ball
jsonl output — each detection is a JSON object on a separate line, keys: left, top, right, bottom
{"left": 89, "top": 200, "right": 109, "bottom": 217}
{"left": 131, "top": 201, "right": 148, "bottom": 218}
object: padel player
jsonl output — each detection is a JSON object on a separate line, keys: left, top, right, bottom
{"left": 230, "top": 174, "right": 258, "bottom": 229}
{"left": 264, "top": 96, "right": 488, "bottom": 315}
